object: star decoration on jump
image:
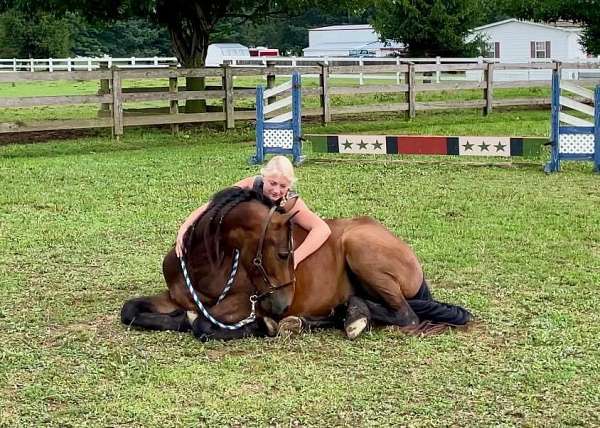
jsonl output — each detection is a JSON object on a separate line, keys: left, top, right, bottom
{"left": 342, "top": 140, "right": 353, "bottom": 149}
{"left": 358, "top": 140, "right": 368, "bottom": 149}
{"left": 463, "top": 141, "right": 474, "bottom": 151}
{"left": 372, "top": 140, "right": 383, "bottom": 150}
{"left": 478, "top": 142, "right": 490, "bottom": 151}
{"left": 494, "top": 142, "right": 506, "bottom": 152}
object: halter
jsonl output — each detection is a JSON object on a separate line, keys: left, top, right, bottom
{"left": 252, "top": 205, "right": 296, "bottom": 300}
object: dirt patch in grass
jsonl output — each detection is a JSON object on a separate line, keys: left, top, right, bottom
{"left": 0, "top": 129, "right": 103, "bottom": 145}
{"left": 42, "top": 314, "right": 119, "bottom": 348}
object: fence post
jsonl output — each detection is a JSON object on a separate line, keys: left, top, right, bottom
{"left": 12, "top": 58, "right": 16, "bottom": 72}
{"left": 406, "top": 63, "right": 416, "bottom": 119}
{"left": 169, "top": 65, "right": 179, "bottom": 135}
{"left": 484, "top": 62, "right": 494, "bottom": 115}
{"left": 48, "top": 58, "right": 53, "bottom": 73}
{"left": 98, "top": 62, "right": 111, "bottom": 117}
{"left": 222, "top": 64, "right": 235, "bottom": 129}
{"left": 266, "top": 60, "right": 276, "bottom": 105}
{"left": 111, "top": 67, "right": 123, "bottom": 140}
{"left": 436, "top": 56, "right": 441, "bottom": 83}
{"left": 320, "top": 62, "right": 331, "bottom": 124}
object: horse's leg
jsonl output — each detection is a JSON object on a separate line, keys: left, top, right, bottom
{"left": 278, "top": 297, "right": 371, "bottom": 340}
{"left": 342, "top": 227, "right": 420, "bottom": 326}
{"left": 360, "top": 299, "right": 414, "bottom": 325}
{"left": 277, "top": 314, "right": 339, "bottom": 336}
{"left": 343, "top": 296, "right": 371, "bottom": 339}
{"left": 121, "top": 291, "right": 191, "bottom": 332}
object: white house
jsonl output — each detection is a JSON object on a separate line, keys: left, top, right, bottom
{"left": 470, "top": 18, "right": 587, "bottom": 63}
{"left": 205, "top": 43, "right": 250, "bottom": 66}
{"left": 468, "top": 19, "right": 594, "bottom": 80}
{"left": 302, "top": 24, "right": 402, "bottom": 57}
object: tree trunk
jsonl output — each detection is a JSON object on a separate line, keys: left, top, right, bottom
{"left": 158, "top": 1, "right": 228, "bottom": 113}
{"left": 171, "top": 29, "right": 209, "bottom": 113}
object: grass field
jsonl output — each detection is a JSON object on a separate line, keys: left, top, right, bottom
{"left": 1, "top": 107, "right": 600, "bottom": 426}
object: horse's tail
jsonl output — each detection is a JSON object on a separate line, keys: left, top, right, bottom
{"left": 397, "top": 279, "right": 473, "bottom": 335}
{"left": 407, "top": 298, "right": 472, "bottom": 326}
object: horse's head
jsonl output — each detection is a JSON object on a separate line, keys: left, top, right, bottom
{"left": 223, "top": 201, "right": 297, "bottom": 317}
{"left": 189, "top": 187, "right": 298, "bottom": 317}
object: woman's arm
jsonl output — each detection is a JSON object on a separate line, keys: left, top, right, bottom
{"left": 175, "top": 176, "right": 255, "bottom": 257}
{"left": 175, "top": 202, "right": 209, "bottom": 257}
{"left": 289, "top": 198, "right": 331, "bottom": 269}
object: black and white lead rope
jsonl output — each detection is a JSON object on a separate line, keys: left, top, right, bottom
{"left": 179, "top": 249, "right": 258, "bottom": 330}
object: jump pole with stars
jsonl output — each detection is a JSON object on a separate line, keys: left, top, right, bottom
{"left": 307, "top": 134, "right": 546, "bottom": 158}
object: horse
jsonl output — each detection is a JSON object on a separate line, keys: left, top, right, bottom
{"left": 121, "top": 187, "right": 472, "bottom": 341}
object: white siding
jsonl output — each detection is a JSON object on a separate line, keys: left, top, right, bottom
{"left": 567, "top": 33, "right": 586, "bottom": 58}
{"left": 473, "top": 21, "right": 575, "bottom": 63}
{"left": 309, "top": 27, "right": 377, "bottom": 47}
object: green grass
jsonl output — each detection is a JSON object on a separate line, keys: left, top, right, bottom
{"left": 1, "top": 108, "right": 599, "bottom": 426}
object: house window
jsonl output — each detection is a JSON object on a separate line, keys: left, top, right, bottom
{"left": 485, "top": 42, "right": 500, "bottom": 58}
{"left": 530, "top": 41, "right": 551, "bottom": 59}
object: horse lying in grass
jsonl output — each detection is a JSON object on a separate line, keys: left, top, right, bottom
{"left": 121, "top": 187, "right": 472, "bottom": 341}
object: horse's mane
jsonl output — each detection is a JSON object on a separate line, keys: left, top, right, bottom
{"left": 185, "top": 186, "right": 280, "bottom": 267}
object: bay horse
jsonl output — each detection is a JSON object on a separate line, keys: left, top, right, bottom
{"left": 121, "top": 187, "right": 472, "bottom": 341}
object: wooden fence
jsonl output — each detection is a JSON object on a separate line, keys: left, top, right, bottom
{"left": 1, "top": 62, "right": 600, "bottom": 137}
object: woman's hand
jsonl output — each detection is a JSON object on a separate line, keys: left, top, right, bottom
{"left": 175, "top": 224, "right": 189, "bottom": 258}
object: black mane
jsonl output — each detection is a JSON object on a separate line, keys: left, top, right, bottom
{"left": 185, "top": 186, "right": 280, "bottom": 266}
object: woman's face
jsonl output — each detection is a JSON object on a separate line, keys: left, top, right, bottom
{"left": 262, "top": 174, "right": 291, "bottom": 202}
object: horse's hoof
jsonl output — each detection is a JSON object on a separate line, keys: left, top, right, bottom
{"left": 186, "top": 310, "right": 198, "bottom": 324}
{"left": 277, "top": 316, "right": 304, "bottom": 336}
{"left": 262, "top": 317, "right": 279, "bottom": 337}
{"left": 345, "top": 316, "right": 368, "bottom": 340}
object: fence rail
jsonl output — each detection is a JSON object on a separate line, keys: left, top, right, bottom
{"left": 0, "top": 57, "right": 178, "bottom": 72}
{"left": 1, "top": 61, "right": 600, "bottom": 137}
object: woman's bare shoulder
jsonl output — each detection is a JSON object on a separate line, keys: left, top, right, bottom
{"left": 233, "top": 176, "right": 256, "bottom": 189}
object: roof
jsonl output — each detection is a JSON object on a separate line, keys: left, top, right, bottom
{"left": 310, "top": 24, "right": 374, "bottom": 32}
{"left": 472, "top": 18, "right": 582, "bottom": 33}
{"left": 209, "top": 43, "right": 248, "bottom": 49}
{"left": 304, "top": 42, "right": 374, "bottom": 50}
{"left": 303, "top": 40, "right": 403, "bottom": 52}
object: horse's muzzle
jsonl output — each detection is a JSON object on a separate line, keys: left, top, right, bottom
{"left": 259, "top": 293, "right": 290, "bottom": 318}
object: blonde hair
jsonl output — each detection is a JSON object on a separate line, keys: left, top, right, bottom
{"left": 260, "top": 155, "right": 297, "bottom": 186}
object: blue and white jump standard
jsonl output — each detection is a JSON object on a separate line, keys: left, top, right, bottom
{"left": 545, "top": 69, "right": 600, "bottom": 173}
{"left": 251, "top": 71, "right": 304, "bottom": 165}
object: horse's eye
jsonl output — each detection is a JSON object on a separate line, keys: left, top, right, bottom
{"left": 278, "top": 251, "right": 289, "bottom": 260}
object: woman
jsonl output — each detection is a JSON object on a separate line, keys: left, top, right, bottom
{"left": 175, "top": 156, "right": 331, "bottom": 270}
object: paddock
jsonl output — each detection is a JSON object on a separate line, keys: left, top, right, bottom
{"left": 1, "top": 108, "right": 599, "bottom": 425}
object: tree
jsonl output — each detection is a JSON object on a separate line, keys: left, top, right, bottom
{"left": 370, "top": 0, "right": 487, "bottom": 57}
{"left": 500, "top": 0, "right": 600, "bottom": 55}
{"left": 0, "top": 9, "right": 72, "bottom": 57}
{"left": 0, "top": 0, "right": 370, "bottom": 110}
{"left": 71, "top": 18, "right": 172, "bottom": 57}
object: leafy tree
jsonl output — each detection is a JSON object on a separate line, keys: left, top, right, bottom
{"left": 370, "top": 0, "right": 487, "bottom": 57}
{"left": 71, "top": 18, "right": 172, "bottom": 57}
{"left": 0, "top": 0, "right": 370, "bottom": 110}
{"left": 0, "top": 8, "right": 71, "bottom": 57}
{"left": 500, "top": 0, "right": 600, "bottom": 55}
